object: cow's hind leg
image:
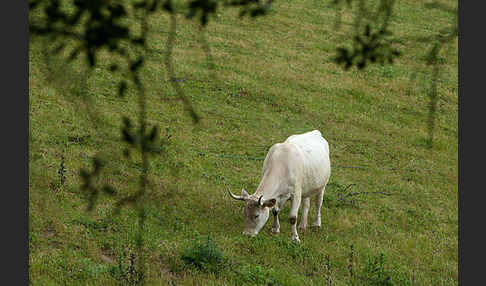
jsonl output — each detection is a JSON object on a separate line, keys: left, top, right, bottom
{"left": 271, "top": 209, "right": 280, "bottom": 234}
{"left": 298, "top": 197, "right": 310, "bottom": 232}
{"left": 312, "top": 187, "right": 325, "bottom": 228}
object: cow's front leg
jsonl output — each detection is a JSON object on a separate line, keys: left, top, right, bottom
{"left": 271, "top": 209, "right": 280, "bottom": 234}
{"left": 289, "top": 194, "right": 302, "bottom": 243}
{"left": 298, "top": 197, "right": 310, "bottom": 232}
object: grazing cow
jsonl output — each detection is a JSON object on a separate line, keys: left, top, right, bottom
{"left": 228, "top": 130, "right": 331, "bottom": 243}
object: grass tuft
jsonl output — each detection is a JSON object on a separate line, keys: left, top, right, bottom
{"left": 181, "top": 236, "right": 226, "bottom": 273}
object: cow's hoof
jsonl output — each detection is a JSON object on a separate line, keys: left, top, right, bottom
{"left": 311, "top": 224, "right": 321, "bottom": 228}
{"left": 298, "top": 226, "right": 307, "bottom": 233}
{"left": 291, "top": 236, "right": 301, "bottom": 243}
{"left": 271, "top": 228, "right": 280, "bottom": 235}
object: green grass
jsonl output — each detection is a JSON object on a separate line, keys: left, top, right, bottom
{"left": 29, "top": 0, "right": 457, "bottom": 285}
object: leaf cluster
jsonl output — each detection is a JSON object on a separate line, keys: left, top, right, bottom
{"left": 121, "top": 117, "right": 167, "bottom": 158}
{"left": 30, "top": 0, "right": 133, "bottom": 66}
{"left": 79, "top": 157, "right": 117, "bottom": 212}
{"left": 335, "top": 24, "right": 400, "bottom": 70}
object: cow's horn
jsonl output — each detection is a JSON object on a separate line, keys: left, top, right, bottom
{"left": 258, "top": 195, "right": 263, "bottom": 206}
{"left": 228, "top": 189, "right": 246, "bottom": 201}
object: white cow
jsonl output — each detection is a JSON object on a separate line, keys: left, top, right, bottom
{"left": 228, "top": 130, "right": 331, "bottom": 242}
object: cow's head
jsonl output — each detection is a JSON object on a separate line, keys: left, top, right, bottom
{"left": 228, "top": 189, "right": 276, "bottom": 237}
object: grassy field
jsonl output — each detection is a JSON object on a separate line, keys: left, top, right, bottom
{"left": 29, "top": 0, "right": 457, "bottom": 285}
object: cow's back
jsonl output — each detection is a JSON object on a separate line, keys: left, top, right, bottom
{"left": 284, "top": 130, "right": 331, "bottom": 196}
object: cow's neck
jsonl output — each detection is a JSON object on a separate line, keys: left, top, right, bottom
{"left": 253, "top": 166, "right": 284, "bottom": 199}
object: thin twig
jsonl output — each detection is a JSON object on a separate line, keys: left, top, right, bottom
{"left": 165, "top": 13, "right": 200, "bottom": 123}
{"left": 348, "top": 244, "right": 354, "bottom": 285}
{"left": 411, "top": 268, "right": 415, "bottom": 286}
{"left": 325, "top": 254, "right": 332, "bottom": 286}
{"left": 338, "top": 191, "right": 393, "bottom": 201}
{"left": 336, "top": 183, "right": 393, "bottom": 202}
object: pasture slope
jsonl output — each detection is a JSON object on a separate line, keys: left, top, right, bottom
{"left": 29, "top": 0, "right": 457, "bottom": 285}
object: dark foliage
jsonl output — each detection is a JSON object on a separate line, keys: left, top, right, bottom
{"left": 335, "top": 24, "right": 400, "bottom": 70}
{"left": 181, "top": 236, "right": 225, "bottom": 273}
{"left": 332, "top": 0, "right": 400, "bottom": 70}
{"left": 80, "top": 157, "right": 117, "bottom": 212}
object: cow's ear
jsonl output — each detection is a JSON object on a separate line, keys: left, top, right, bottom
{"left": 241, "top": 189, "right": 249, "bottom": 198}
{"left": 263, "top": 198, "right": 276, "bottom": 208}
